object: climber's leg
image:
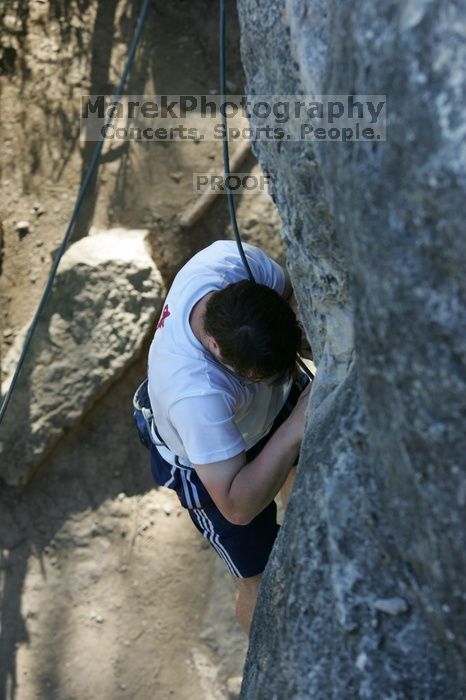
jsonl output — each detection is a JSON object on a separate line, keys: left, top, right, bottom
{"left": 234, "top": 573, "right": 262, "bottom": 633}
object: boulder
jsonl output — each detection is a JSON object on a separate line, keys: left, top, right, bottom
{"left": 237, "top": 0, "right": 466, "bottom": 698}
{"left": 0, "top": 229, "right": 164, "bottom": 485}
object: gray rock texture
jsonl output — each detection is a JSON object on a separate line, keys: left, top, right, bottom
{"left": 0, "top": 229, "right": 164, "bottom": 485}
{"left": 237, "top": 0, "right": 466, "bottom": 698}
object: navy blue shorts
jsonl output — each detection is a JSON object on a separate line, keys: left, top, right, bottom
{"left": 133, "top": 371, "right": 310, "bottom": 578}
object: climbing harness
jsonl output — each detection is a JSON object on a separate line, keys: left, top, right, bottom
{"left": 133, "top": 378, "right": 192, "bottom": 469}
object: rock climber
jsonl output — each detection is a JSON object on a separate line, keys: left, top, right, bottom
{"left": 133, "top": 239, "right": 312, "bottom": 632}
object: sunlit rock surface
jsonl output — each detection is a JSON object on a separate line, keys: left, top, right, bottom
{"left": 238, "top": 1, "right": 466, "bottom": 697}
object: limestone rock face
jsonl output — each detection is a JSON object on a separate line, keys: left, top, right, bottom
{"left": 237, "top": 1, "right": 466, "bottom": 698}
{"left": 0, "top": 229, "right": 164, "bottom": 485}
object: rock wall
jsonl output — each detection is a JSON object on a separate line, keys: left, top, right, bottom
{"left": 237, "top": 1, "right": 466, "bottom": 698}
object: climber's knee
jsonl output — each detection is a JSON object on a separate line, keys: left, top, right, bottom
{"left": 234, "top": 573, "right": 262, "bottom": 633}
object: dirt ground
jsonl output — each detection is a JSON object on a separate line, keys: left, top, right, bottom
{"left": 0, "top": 2, "right": 286, "bottom": 699}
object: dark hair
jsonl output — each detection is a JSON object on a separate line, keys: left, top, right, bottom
{"left": 203, "top": 280, "right": 301, "bottom": 385}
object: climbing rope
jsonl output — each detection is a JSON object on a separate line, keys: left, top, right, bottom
{"left": 218, "top": 0, "right": 314, "bottom": 381}
{"left": 218, "top": 0, "right": 254, "bottom": 283}
{"left": 0, "top": 0, "right": 152, "bottom": 425}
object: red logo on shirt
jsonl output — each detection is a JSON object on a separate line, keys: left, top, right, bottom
{"left": 157, "top": 304, "right": 171, "bottom": 330}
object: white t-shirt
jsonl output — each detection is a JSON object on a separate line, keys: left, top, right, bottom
{"left": 147, "top": 240, "right": 292, "bottom": 465}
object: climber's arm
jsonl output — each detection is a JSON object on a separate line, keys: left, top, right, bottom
{"left": 194, "top": 383, "right": 311, "bottom": 526}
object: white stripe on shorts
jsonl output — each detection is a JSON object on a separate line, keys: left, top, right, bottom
{"left": 175, "top": 467, "right": 243, "bottom": 578}
{"left": 201, "top": 510, "right": 243, "bottom": 578}
{"left": 192, "top": 509, "right": 240, "bottom": 576}
{"left": 180, "top": 470, "right": 193, "bottom": 509}
{"left": 186, "top": 470, "right": 202, "bottom": 508}
{"left": 187, "top": 477, "right": 242, "bottom": 577}
{"left": 163, "top": 465, "right": 176, "bottom": 488}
